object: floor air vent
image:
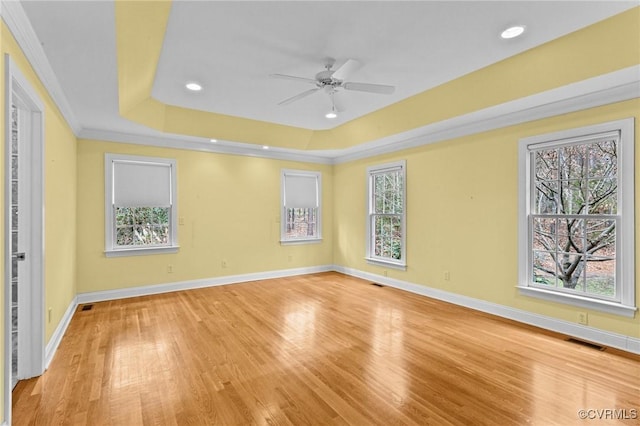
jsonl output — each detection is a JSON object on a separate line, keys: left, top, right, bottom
{"left": 371, "top": 283, "right": 384, "bottom": 287}
{"left": 566, "top": 337, "right": 605, "bottom": 351}
{"left": 81, "top": 304, "right": 94, "bottom": 311}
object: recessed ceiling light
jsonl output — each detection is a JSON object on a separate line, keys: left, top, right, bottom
{"left": 501, "top": 25, "right": 526, "bottom": 39}
{"left": 262, "top": 145, "right": 269, "bottom": 150}
{"left": 185, "top": 82, "right": 202, "bottom": 91}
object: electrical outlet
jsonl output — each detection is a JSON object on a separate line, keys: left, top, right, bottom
{"left": 577, "top": 312, "right": 588, "bottom": 325}
{"left": 167, "top": 264, "right": 173, "bottom": 273}
{"left": 383, "top": 270, "right": 388, "bottom": 277}
{"left": 444, "top": 271, "right": 451, "bottom": 281}
{"left": 179, "top": 217, "right": 185, "bottom": 225}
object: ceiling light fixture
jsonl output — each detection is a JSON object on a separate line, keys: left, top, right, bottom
{"left": 501, "top": 25, "right": 526, "bottom": 39}
{"left": 185, "top": 82, "right": 203, "bottom": 91}
{"left": 262, "top": 145, "right": 269, "bottom": 150}
{"left": 210, "top": 138, "right": 217, "bottom": 143}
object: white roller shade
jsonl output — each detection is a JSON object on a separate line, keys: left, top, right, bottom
{"left": 284, "top": 173, "right": 318, "bottom": 208}
{"left": 113, "top": 160, "right": 172, "bottom": 207}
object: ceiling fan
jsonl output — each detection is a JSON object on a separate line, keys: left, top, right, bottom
{"left": 270, "top": 58, "right": 395, "bottom": 107}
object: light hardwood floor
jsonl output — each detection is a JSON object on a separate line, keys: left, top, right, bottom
{"left": 13, "top": 272, "right": 640, "bottom": 425}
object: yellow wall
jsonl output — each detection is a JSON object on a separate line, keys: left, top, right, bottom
{"left": 334, "top": 98, "right": 640, "bottom": 338}
{"left": 114, "top": 5, "right": 639, "bottom": 151}
{"left": 1, "top": 19, "right": 78, "bottom": 418}
{"left": 308, "top": 6, "right": 640, "bottom": 150}
{"left": 0, "top": 5, "right": 639, "bottom": 422}
{"left": 76, "top": 140, "right": 333, "bottom": 293}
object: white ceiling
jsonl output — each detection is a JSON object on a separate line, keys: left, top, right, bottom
{"left": 19, "top": 1, "right": 638, "bottom": 137}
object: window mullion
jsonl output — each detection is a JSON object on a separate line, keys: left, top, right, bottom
{"left": 366, "top": 161, "right": 406, "bottom": 267}
{"left": 520, "top": 119, "right": 633, "bottom": 314}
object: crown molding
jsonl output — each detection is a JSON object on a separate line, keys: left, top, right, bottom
{"left": 332, "top": 65, "right": 640, "bottom": 164}
{"left": 1, "top": 0, "right": 81, "bottom": 134}
{"left": 81, "top": 65, "right": 640, "bottom": 165}
{"left": 78, "top": 127, "right": 335, "bottom": 165}
{"left": 3, "top": 0, "right": 638, "bottom": 165}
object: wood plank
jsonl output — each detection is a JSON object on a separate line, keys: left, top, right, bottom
{"left": 13, "top": 272, "right": 640, "bottom": 425}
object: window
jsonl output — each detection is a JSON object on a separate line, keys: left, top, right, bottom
{"left": 366, "top": 161, "right": 406, "bottom": 268}
{"left": 105, "top": 154, "right": 178, "bottom": 256}
{"left": 281, "top": 170, "right": 321, "bottom": 243}
{"left": 518, "top": 118, "right": 635, "bottom": 316}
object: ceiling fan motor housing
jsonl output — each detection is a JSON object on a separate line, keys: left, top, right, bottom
{"left": 315, "top": 70, "right": 338, "bottom": 86}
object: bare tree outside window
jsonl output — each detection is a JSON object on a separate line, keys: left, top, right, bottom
{"left": 532, "top": 139, "right": 617, "bottom": 297}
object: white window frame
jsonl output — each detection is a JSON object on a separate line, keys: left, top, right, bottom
{"left": 366, "top": 160, "right": 407, "bottom": 269}
{"left": 105, "top": 153, "right": 178, "bottom": 257}
{"left": 517, "top": 118, "right": 635, "bottom": 317}
{"left": 280, "top": 169, "right": 322, "bottom": 244}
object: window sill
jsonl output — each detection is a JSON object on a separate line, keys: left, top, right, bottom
{"left": 105, "top": 245, "right": 180, "bottom": 258}
{"left": 517, "top": 285, "right": 637, "bottom": 318}
{"left": 280, "top": 238, "right": 322, "bottom": 246}
{"left": 366, "top": 257, "right": 407, "bottom": 271}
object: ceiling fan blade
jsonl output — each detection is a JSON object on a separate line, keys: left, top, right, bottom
{"left": 269, "top": 74, "right": 317, "bottom": 85}
{"left": 343, "top": 81, "right": 395, "bottom": 95}
{"left": 331, "top": 59, "right": 360, "bottom": 81}
{"left": 277, "top": 88, "right": 320, "bottom": 105}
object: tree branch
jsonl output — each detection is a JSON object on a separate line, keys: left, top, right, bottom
{"left": 533, "top": 264, "right": 557, "bottom": 277}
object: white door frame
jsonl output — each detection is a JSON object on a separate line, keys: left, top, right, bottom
{"left": 3, "top": 54, "right": 45, "bottom": 424}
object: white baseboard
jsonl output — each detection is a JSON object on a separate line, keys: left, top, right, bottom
{"left": 76, "top": 265, "right": 334, "bottom": 304}
{"left": 47, "top": 263, "right": 638, "bottom": 375}
{"left": 45, "top": 295, "right": 78, "bottom": 369}
{"left": 334, "top": 265, "right": 640, "bottom": 355}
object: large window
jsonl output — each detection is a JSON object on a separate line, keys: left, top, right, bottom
{"left": 518, "top": 119, "right": 635, "bottom": 316}
{"left": 281, "top": 170, "right": 321, "bottom": 243}
{"left": 105, "top": 154, "right": 178, "bottom": 256}
{"left": 366, "top": 161, "right": 406, "bottom": 268}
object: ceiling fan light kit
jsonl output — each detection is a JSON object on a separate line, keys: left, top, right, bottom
{"left": 270, "top": 58, "right": 395, "bottom": 117}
